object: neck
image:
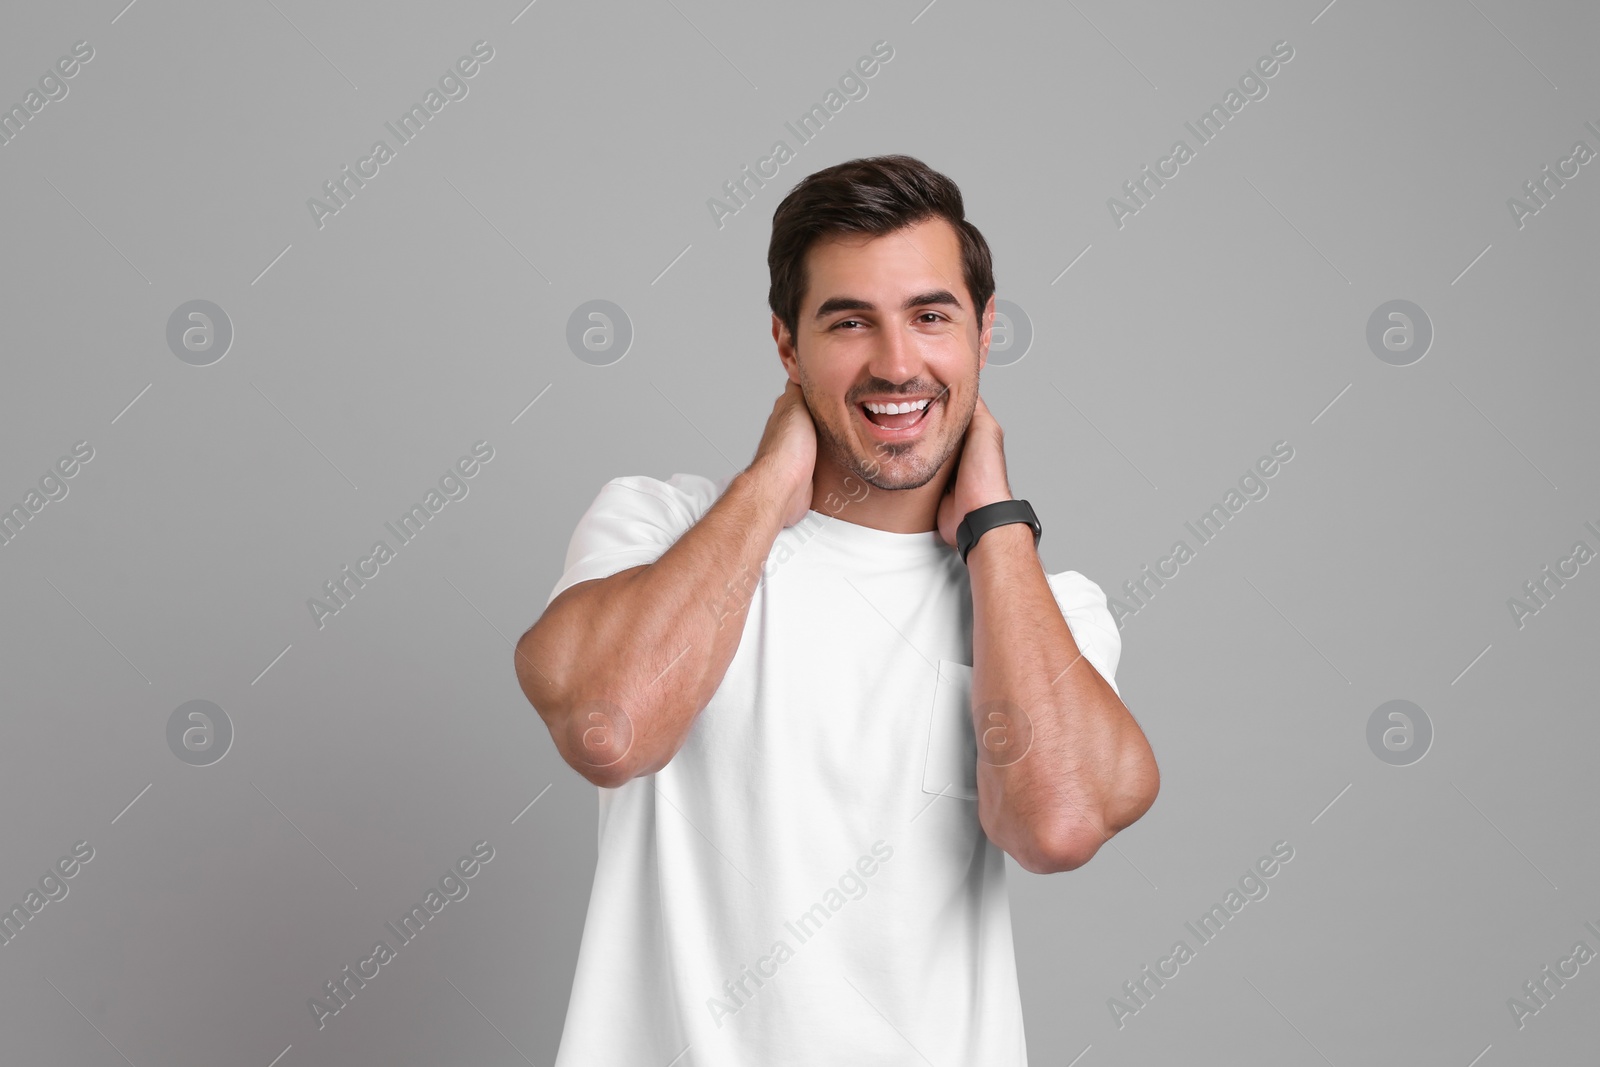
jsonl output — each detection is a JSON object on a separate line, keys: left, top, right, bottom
{"left": 809, "top": 457, "right": 953, "bottom": 534}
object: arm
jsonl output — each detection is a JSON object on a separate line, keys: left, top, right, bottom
{"left": 513, "top": 465, "right": 789, "bottom": 787}
{"left": 934, "top": 394, "right": 1158, "bottom": 874}
{"left": 516, "top": 381, "right": 815, "bottom": 787}
{"left": 967, "top": 523, "right": 1160, "bottom": 873}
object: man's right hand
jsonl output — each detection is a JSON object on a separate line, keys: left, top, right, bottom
{"left": 747, "top": 379, "right": 817, "bottom": 529}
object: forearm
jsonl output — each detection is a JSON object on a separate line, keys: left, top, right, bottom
{"left": 967, "top": 524, "right": 1159, "bottom": 873}
{"left": 517, "top": 466, "right": 787, "bottom": 785}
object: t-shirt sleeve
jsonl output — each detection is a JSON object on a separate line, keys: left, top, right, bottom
{"left": 545, "top": 473, "right": 724, "bottom": 608}
{"left": 1044, "top": 570, "right": 1124, "bottom": 698}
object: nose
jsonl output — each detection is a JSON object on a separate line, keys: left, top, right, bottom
{"left": 866, "top": 316, "right": 922, "bottom": 387}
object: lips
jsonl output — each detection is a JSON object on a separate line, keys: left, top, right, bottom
{"left": 857, "top": 393, "right": 939, "bottom": 439}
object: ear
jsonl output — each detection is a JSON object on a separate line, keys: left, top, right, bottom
{"left": 977, "top": 293, "right": 996, "bottom": 372}
{"left": 772, "top": 314, "right": 800, "bottom": 384}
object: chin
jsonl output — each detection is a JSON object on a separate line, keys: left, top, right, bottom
{"left": 851, "top": 444, "right": 945, "bottom": 491}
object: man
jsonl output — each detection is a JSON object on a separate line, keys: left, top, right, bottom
{"left": 514, "top": 154, "right": 1159, "bottom": 1065}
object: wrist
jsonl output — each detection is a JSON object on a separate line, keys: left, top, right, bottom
{"left": 735, "top": 462, "right": 797, "bottom": 529}
{"left": 964, "top": 520, "right": 1034, "bottom": 563}
{"left": 957, "top": 498, "right": 1041, "bottom": 564}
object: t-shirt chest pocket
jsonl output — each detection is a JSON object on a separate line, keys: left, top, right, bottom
{"left": 920, "top": 658, "right": 977, "bottom": 801}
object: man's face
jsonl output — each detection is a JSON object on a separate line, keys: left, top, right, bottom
{"left": 777, "top": 215, "right": 992, "bottom": 492}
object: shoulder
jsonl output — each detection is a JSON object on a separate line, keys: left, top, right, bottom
{"left": 544, "top": 472, "right": 726, "bottom": 608}
{"left": 597, "top": 472, "right": 725, "bottom": 522}
{"left": 588, "top": 470, "right": 726, "bottom": 531}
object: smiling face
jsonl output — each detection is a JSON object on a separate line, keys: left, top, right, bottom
{"left": 774, "top": 215, "right": 993, "bottom": 509}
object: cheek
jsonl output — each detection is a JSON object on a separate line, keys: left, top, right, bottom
{"left": 950, "top": 393, "right": 977, "bottom": 433}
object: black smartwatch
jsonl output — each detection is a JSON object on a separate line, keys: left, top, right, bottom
{"left": 956, "top": 499, "right": 1041, "bottom": 564}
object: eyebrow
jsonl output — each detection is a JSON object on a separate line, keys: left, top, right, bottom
{"left": 812, "top": 289, "right": 964, "bottom": 321}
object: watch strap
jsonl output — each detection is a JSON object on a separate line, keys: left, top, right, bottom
{"left": 956, "top": 499, "right": 1040, "bottom": 564}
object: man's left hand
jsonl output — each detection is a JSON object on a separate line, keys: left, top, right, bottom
{"left": 937, "top": 394, "right": 1014, "bottom": 550}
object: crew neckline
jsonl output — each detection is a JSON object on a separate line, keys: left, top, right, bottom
{"left": 708, "top": 472, "right": 955, "bottom": 561}
{"left": 801, "top": 507, "right": 955, "bottom": 561}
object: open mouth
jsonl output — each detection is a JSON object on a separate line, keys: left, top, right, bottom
{"left": 859, "top": 394, "right": 939, "bottom": 431}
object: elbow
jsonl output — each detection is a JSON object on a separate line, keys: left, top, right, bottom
{"left": 513, "top": 612, "right": 645, "bottom": 788}
{"left": 529, "top": 675, "right": 643, "bottom": 790}
{"left": 558, "top": 696, "right": 639, "bottom": 786}
{"left": 1012, "top": 778, "right": 1160, "bottom": 875}
{"left": 573, "top": 755, "right": 638, "bottom": 790}
{"left": 992, "top": 746, "right": 1163, "bottom": 875}
{"left": 513, "top": 621, "right": 670, "bottom": 790}
{"left": 543, "top": 713, "right": 642, "bottom": 789}
{"left": 1112, "top": 749, "right": 1161, "bottom": 831}
{"left": 1014, "top": 821, "right": 1102, "bottom": 875}
{"left": 1034, "top": 770, "right": 1163, "bottom": 875}
{"left": 985, "top": 806, "right": 1102, "bottom": 875}
{"left": 512, "top": 625, "right": 558, "bottom": 713}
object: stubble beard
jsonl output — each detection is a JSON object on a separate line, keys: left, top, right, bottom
{"left": 806, "top": 382, "right": 971, "bottom": 493}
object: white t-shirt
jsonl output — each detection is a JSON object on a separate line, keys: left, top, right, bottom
{"left": 545, "top": 472, "right": 1122, "bottom": 1066}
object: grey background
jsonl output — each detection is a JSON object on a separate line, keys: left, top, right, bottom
{"left": 1, "top": 0, "right": 1595, "bottom": 1064}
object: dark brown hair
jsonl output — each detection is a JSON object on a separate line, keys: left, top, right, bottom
{"left": 767, "top": 154, "right": 995, "bottom": 352}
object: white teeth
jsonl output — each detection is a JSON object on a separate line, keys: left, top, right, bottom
{"left": 863, "top": 398, "right": 931, "bottom": 415}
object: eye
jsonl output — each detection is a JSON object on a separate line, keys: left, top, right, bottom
{"left": 833, "top": 318, "right": 865, "bottom": 330}
{"left": 917, "top": 312, "right": 945, "bottom": 323}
